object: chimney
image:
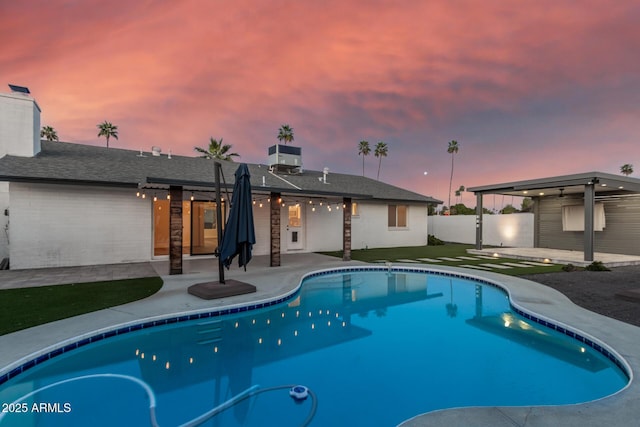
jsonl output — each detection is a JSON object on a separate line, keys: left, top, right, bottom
{"left": 0, "top": 85, "right": 41, "bottom": 158}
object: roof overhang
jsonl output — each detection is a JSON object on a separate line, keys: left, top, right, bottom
{"left": 467, "top": 172, "right": 640, "bottom": 198}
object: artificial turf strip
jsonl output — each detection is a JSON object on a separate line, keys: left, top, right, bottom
{"left": 0, "top": 277, "right": 163, "bottom": 336}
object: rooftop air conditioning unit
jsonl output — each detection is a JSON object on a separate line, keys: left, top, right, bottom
{"left": 267, "top": 144, "right": 302, "bottom": 173}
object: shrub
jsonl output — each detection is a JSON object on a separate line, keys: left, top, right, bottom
{"left": 428, "top": 234, "right": 444, "bottom": 246}
{"left": 562, "top": 264, "right": 577, "bottom": 272}
{"left": 586, "top": 261, "right": 610, "bottom": 271}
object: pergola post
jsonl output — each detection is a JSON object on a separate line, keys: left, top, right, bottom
{"left": 584, "top": 183, "right": 595, "bottom": 262}
{"left": 169, "top": 185, "right": 183, "bottom": 275}
{"left": 342, "top": 197, "right": 352, "bottom": 261}
{"left": 270, "top": 192, "right": 281, "bottom": 267}
{"left": 475, "top": 193, "right": 483, "bottom": 250}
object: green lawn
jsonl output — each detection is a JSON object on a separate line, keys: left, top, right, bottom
{"left": 0, "top": 277, "right": 163, "bottom": 336}
{"left": 321, "top": 243, "right": 565, "bottom": 276}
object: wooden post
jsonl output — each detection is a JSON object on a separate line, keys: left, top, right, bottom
{"left": 169, "top": 186, "right": 183, "bottom": 275}
{"left": 343, "top": 197, "right": 352, "bottom": 261}
{"left": 270, "top": 192, "right": 281, "bottom": 267}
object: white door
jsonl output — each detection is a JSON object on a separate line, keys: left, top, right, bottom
{"left": 286, "top": 205, "right": 304, "bottom": 250}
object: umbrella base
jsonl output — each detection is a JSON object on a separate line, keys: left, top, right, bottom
{"left": 188, "top": 279, "right": 257, "bottom": 300}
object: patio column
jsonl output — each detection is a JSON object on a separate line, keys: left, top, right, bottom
{"left": 343, "top": 197, "right": 352, "bottom": 261}
{"left": 475, "top": 193, "right": 483, "bottom": 250}
{"left": 270, "top": 192, "right": 281, "bottom": 267}
{"left": 584, "top": 183, "right": 595, "bottom": 262}
{"left": 169, "top": 186, "right": 183, "bottom": 275}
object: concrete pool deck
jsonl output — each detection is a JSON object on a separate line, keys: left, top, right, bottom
{"left": 1, "top": 253, "right": 639, "bottom": 426}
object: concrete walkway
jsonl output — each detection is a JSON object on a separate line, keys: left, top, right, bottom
{"left": 1, "top": 254, "right": 639, "bottom": 427}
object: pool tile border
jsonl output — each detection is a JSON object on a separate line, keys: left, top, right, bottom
{"left": 0, "top": 266, "right": 631, "bottom": 387}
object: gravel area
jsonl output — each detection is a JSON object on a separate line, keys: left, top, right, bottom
{"left": 523, "top": 265, "right": 640, "bottom": 327}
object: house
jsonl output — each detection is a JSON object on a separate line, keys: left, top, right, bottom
{"left": 0, "top": 88, "right": 441, "bottom": 271}
{"left": 468, "top": 173, "right": 640, "bottom": 261}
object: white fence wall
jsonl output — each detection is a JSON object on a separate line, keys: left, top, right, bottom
{"left": 428, "top": 213, "right": 534, "bottom": 247}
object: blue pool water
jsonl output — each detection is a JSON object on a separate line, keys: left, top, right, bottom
{"left": 0, "top": 269, "right": 629, "bottom": 426}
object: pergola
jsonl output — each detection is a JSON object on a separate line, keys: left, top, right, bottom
{"left": 468, "top": 172, "right": 640, "bottom": 262}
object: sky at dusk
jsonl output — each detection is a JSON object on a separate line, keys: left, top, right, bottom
{"left": 2, "top": 0, "right": 639, "bottom": 208}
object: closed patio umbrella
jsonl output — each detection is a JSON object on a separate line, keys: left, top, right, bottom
{"left": 188, "top": 162, "right": 256, "bottom": 299}
{"left": 219, "top": 163, "right": 256, "bottom": 270}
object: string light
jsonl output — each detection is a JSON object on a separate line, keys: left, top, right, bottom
{"left": 142, "top": 192, "right": 146, "bottom": 199}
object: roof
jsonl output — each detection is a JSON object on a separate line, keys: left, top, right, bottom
{"left": 467, "top": 171, "right": 640, "bottom": 198}
{"left": 0, "top": 141, "right": 441, "bottom": 204}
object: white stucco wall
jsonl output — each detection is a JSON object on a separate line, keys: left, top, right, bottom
{"left": 300, "top": 203, "right": 343, "bottom": 252}
{"left": 428, "top": 213, "right": 534, "bottom": 247}
{"left": 270, "top": 201, "right": 429, "bottom": 253}
{"left": 9, "top": 183, "right": 152, "bottom": 269}
{"left": 351, "top": 202, "right": 428, "bottom": 249}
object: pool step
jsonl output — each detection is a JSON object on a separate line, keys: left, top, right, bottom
{"left": 197, "top": 338, "right": 223, "bottom": 345}
{"left": 198, "top": 327, "right": 222, "bottom": 334}
{"left": 197, "top": 319, "right": 223, "bottom": 326}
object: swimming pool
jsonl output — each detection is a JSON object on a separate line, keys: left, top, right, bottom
{"left": 0, "top": 267, "right": 630, "bottom": 426}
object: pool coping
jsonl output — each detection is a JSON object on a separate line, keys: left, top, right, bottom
{"left": 1, "top": 262, "right": 639, "bottom": 427}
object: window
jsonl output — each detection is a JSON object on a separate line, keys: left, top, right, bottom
{"left": 288, "top": 205, "right": 301, "bottom": 227}
{"left": 562, "top": 203, "right": 605, "bottom": 231}
{"left": 351, "top": 202, "right": 359, "bottom": 216}
{"left": 388, "top": 204, "right": 407, "bottom": 227}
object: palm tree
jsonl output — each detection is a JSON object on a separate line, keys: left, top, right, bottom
{"left": 358, "top": 140, "right": 370, "bottom": 176}
{"left": 447, "top": 140, "right": 459, "bottom": 208}
{"left": 621, "top": 164, "right": 634, "bottom": 176}
{"left": 277, "top": 124, "right": 294, "bottom": 145}
{"left": 97, "top": 121, "right": 118, "bottom": 148}
{"left": 194, "top": 137, "right": 240, "bottom": 161}
{"left": 40, "top": 126, "right": 59, "bottom": 141}
{"left": 374, "top": 142, "right": 388, "bottom": 180}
